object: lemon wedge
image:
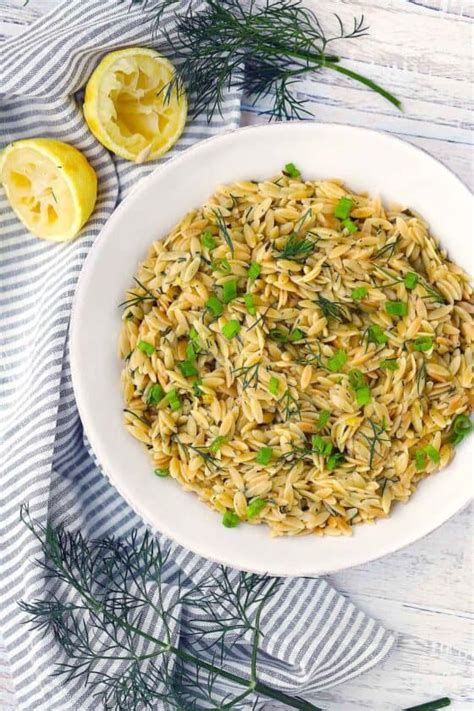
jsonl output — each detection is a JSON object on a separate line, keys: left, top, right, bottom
{"left": 83, "top": 47, "right": 187, "bottom": 163}
{"left": 0, "top": 138, "right": 97, "bottom": 242}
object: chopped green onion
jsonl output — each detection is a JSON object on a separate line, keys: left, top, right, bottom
{"left": 318, "top": 410, "right": 331, "bottom": 429}
{"left": 211, "top": 257, "right": 231, "bottom": 274}
{"left": 334, "top": 196, "right": 353, "bottom": 220}
{"left": 255, "top": 446, "right": 273, "bottom": 465}
{"left": 177, "top": 360, "right": 198, "bottom": 378}
{"left": 137, "top": 340, "right": 155, "bottom": 355}
{"left": 404, "top": 272, "right": 419, "bottom": 290}
{"left": 222, "top": 278, "right": 238, "bottom": 303}
{"left": 222, "top": 320, "right": 241, "bottom": 340}
{"left": 352, "top": 286, "right": 368, "bottom": 301}
{"left": 192, "top": 379, "right": 203, "bottom": 397}
{"left": 449, "top": 414, "right": 473, "bottom": 445}
{"left": 289, "top": 328, "right": 305, "bottom": 342}
{"left": 348, "top": 369, "right": 366, "bottom": 389}
{"left": 380, "top": 358, "right": 399, "bottom": 371}
{"left": 201, "top": 230, "right": 217, "bottom": 250}
{"left": 222, "top": 511, "right": 240, "bottom": 528}
{"left": 209, "top": 436, "right": 229, "bottom": 454}
{"left": 367, "top": 324, "right": 388, "bottom": 345}
{"left": 355, "top": 386, "right": 371, "bottom": 407}
{"left": 243, "top": 293, "right": 256, "bottom": 315}
{"left": 247, "top": 261, "right": 261, "bottom": 280}
{"left": 268, "top": 376, "right": 280, "bottom": 395}
{"left": 327, "top": 452, "right": 345, "bottom": 472}
{"left": 284, "top": 162, "right": 301, "bottom": 178}
{"left": 206, "top": 295, "right": 224, "bottom": 317}
{"left": 146, "top": 383, "right": 165, "bottom": 405}
{"left": 413, "top": 336, "right": 433, "bottom": 352}
{"left": 166, "top": 388, "right": 181, "bottom": 412}
{"left": 247, "top": 498, "right": 267, "bottom": 519}
{"left": 327, "top": 349, "right": 348, "bottom": 372}
{"left": 268, "top": 328, "right": 288, "bottom": 343}
{"left": 311, "top": 435, "right": 333, "bottom": 456}
{"left": 386, "top": 300, "right": 408, "bottom": 317}
{"left": 154, "top": 468, "right": 169, "bottom": 478}
{"left": 186, "top": 342, "right": 197, "bottom": 361}
{"left": 190, "top": 327, "right": 199, "bottom": 340}
{"left": 425, "top": 444, "right": 440, "bottom": 463}
{"left": 415, "top": 450, "right": 427, "bottom": 470}
{"left": 342, "top": 218, "right": 358, "bottom": 234}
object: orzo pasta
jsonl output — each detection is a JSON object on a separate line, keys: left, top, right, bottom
{"left": 119, "top": 169, "right": 473, "bottom": 537}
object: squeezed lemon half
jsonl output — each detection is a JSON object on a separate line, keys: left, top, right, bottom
{"left": 0, "top": 138, "right": 97, "bottom": 242}
{"left": 83, "top": 47, "right": 187, "bottom": 162}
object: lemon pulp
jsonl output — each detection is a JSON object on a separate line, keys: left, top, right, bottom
{"left": 0, "top": 138, "right": 97, "bottom": 242}
{"left": 83, "top": 48, "right": 187, "bottom": 162}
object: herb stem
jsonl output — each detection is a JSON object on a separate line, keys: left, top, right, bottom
{"left": 324, "top": 62, "right": 402, "bottom": 109}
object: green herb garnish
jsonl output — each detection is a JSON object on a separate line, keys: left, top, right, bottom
{"left": 415, "top": 450, "right": 427, "bottom": 470}
{"left": 425, "top": 444, "right": 440, "bottom": 463}
{"left": 342, "top": 218, "right": 358, "bottom": 234}
{"left": 275, "top": 233, "right": 316, "bottom": 262}
{"left": 348, "top": 369, "right": 366, "bottom": 389}
{"left": 283, "top": 162, "right": 301, "bottom": 178}
{"left": 211, "top": 257, "right": 232, "bottom": 273}
{"left": 334, "top": 197, "right": 353, "bottom": 220}
{"left": 243, "top": 293, "right": 257, "bottom": 315}
{"left": 386, "top": 300, "right": 408, "bottom": 317}
{"left": 355, "top": 385, "right": 371, "bottom": 407}
{"left": 209, "top": 436, "right": 229, "bottom": 454}
{"left": 206, "top": 295, "right": 224, "bottom": 317}
{"left": 247, "top": 498, "right": 267, "bottom": 519}
{"left": 222, "top": 278, "right": 238, "bottom": 303}
{"left": 222, "top": 319, "right": 241, "bottom": 339}
{"left": 247, "top": 261, "right": 261, "bottom": 280}
{"left": 165, "top": 388, "right": 181, "bottom": 412}
{"left": 449, "top": 414, "right": 473, "bottom": 445}
{"left": 154, "top": 468, "right": 170, "bottom": 477}
{"left": 366, "top": 324, "right": 388, "bottom": 345}
{"left": 177, "top": 360, "right": 198, "bottom": 378}
{"left": 201, "top": 230, "right": 217, "bottom": 250}
{"left": 318, "top": 410, "right": 331, "bottom": 429}
{"left": 268, "top": 376, "right": 280, "bottom": 395}
{"left": 327, "top": 349, "right": 348, "bottom": 372}
{"left": 352, "top": 286, "right": 368, "bottom": 301}
{"left": 380, "top": 358, "right": 399, "bottom": 371}
{"left": 146, "top": 383, "right": 165, "bottom": 405}
{"left": 255, "top": 447, "right": 273, "bottom": 465}
{"left": 312, "top": 435, "right": 333, "bottom": 456}
{"left": 222, "top": 510, "right": 240, "bottom": 528}
{"left": 315, "top": 294, "right": 350, "bottom": 322}
{"left": 404, "top": 272, "right": 419, "bottom": 289}
{"left": 413, "top": 336, "right": 433, "bottom": 352}
{"left": 326, "top": 452, "right": 345, "bottom": 472}
{"left": 137, "top": 340, "right": 155, "bottom": 355}
{"left": 160, "top": 0, "right": 400, "bottom": 124}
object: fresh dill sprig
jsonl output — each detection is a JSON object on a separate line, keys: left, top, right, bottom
{"left": 119, "top": 277, "right": 157, "bottom": 309}
{"left": 19, "top": 508, "right": 321, "bottom": 710}
{"left": 232, "top": 363, "right": 261, "bottom": 390}
{"left": 419, "top": 278, "right": 446, "bottom": 304}
{"left": 278, "top": 444, "right": 312, "bottom": 466}
{"left": 372, "top": 238, "right": 399, "bottom": 262}
{"left": 174, "top": 436, "right": 221, "bottom": 472}
{"left": 275, "top": 233, "right": 317, "bottom": 262}
{"left": 359, "top": 418, "right": 391, "bottom": 468}
{"left": 246, "top": 301, "right": 275, "bottom": 332}
{"left": 123, "top": 408, "right": 149, "bottom": 425}
{"left": 277, "top": 389, "right": 301, "bottom": 421}
{"left": 155, "top": 0, "right": 400, "bottom": 122}
{"left": 294, "top": 343, "right": 329, "bottom": 370}
{"left": 314, "top": 294, "right": 351, "bottom": 322}
{"left": 213, "top": 209, "right": 234, "bottom": 254}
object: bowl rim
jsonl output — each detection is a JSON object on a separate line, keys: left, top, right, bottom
{"left": 70, "top": 121, "right": 473, "bottom": 576}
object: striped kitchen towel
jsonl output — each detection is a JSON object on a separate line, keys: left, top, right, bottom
{"left": 0, "top": 1, "right": 395, "bottom": 709}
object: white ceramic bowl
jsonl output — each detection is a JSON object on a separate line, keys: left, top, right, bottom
{"left": 71, "top": 122, "right": 473, "bottom": 576}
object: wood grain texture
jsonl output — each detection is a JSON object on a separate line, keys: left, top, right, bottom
{"left": 0, "top": 1, "right": 472, "bottom": 709}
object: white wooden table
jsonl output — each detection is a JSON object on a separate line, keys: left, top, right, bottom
{"left": 1, "top": 1, "right": 472, "bottom": 709}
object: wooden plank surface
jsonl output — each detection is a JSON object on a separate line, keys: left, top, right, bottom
{"left": 0, "top": 1, "right": 472, "bottom": 709}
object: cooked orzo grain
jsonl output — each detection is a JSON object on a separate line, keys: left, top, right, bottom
{"left": 119, "top": 170, "right": 473, "bottom": 537}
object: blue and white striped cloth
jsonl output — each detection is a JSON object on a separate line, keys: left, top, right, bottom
{"left": 0, "top": 1, "right": 395, "bottom": 708}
